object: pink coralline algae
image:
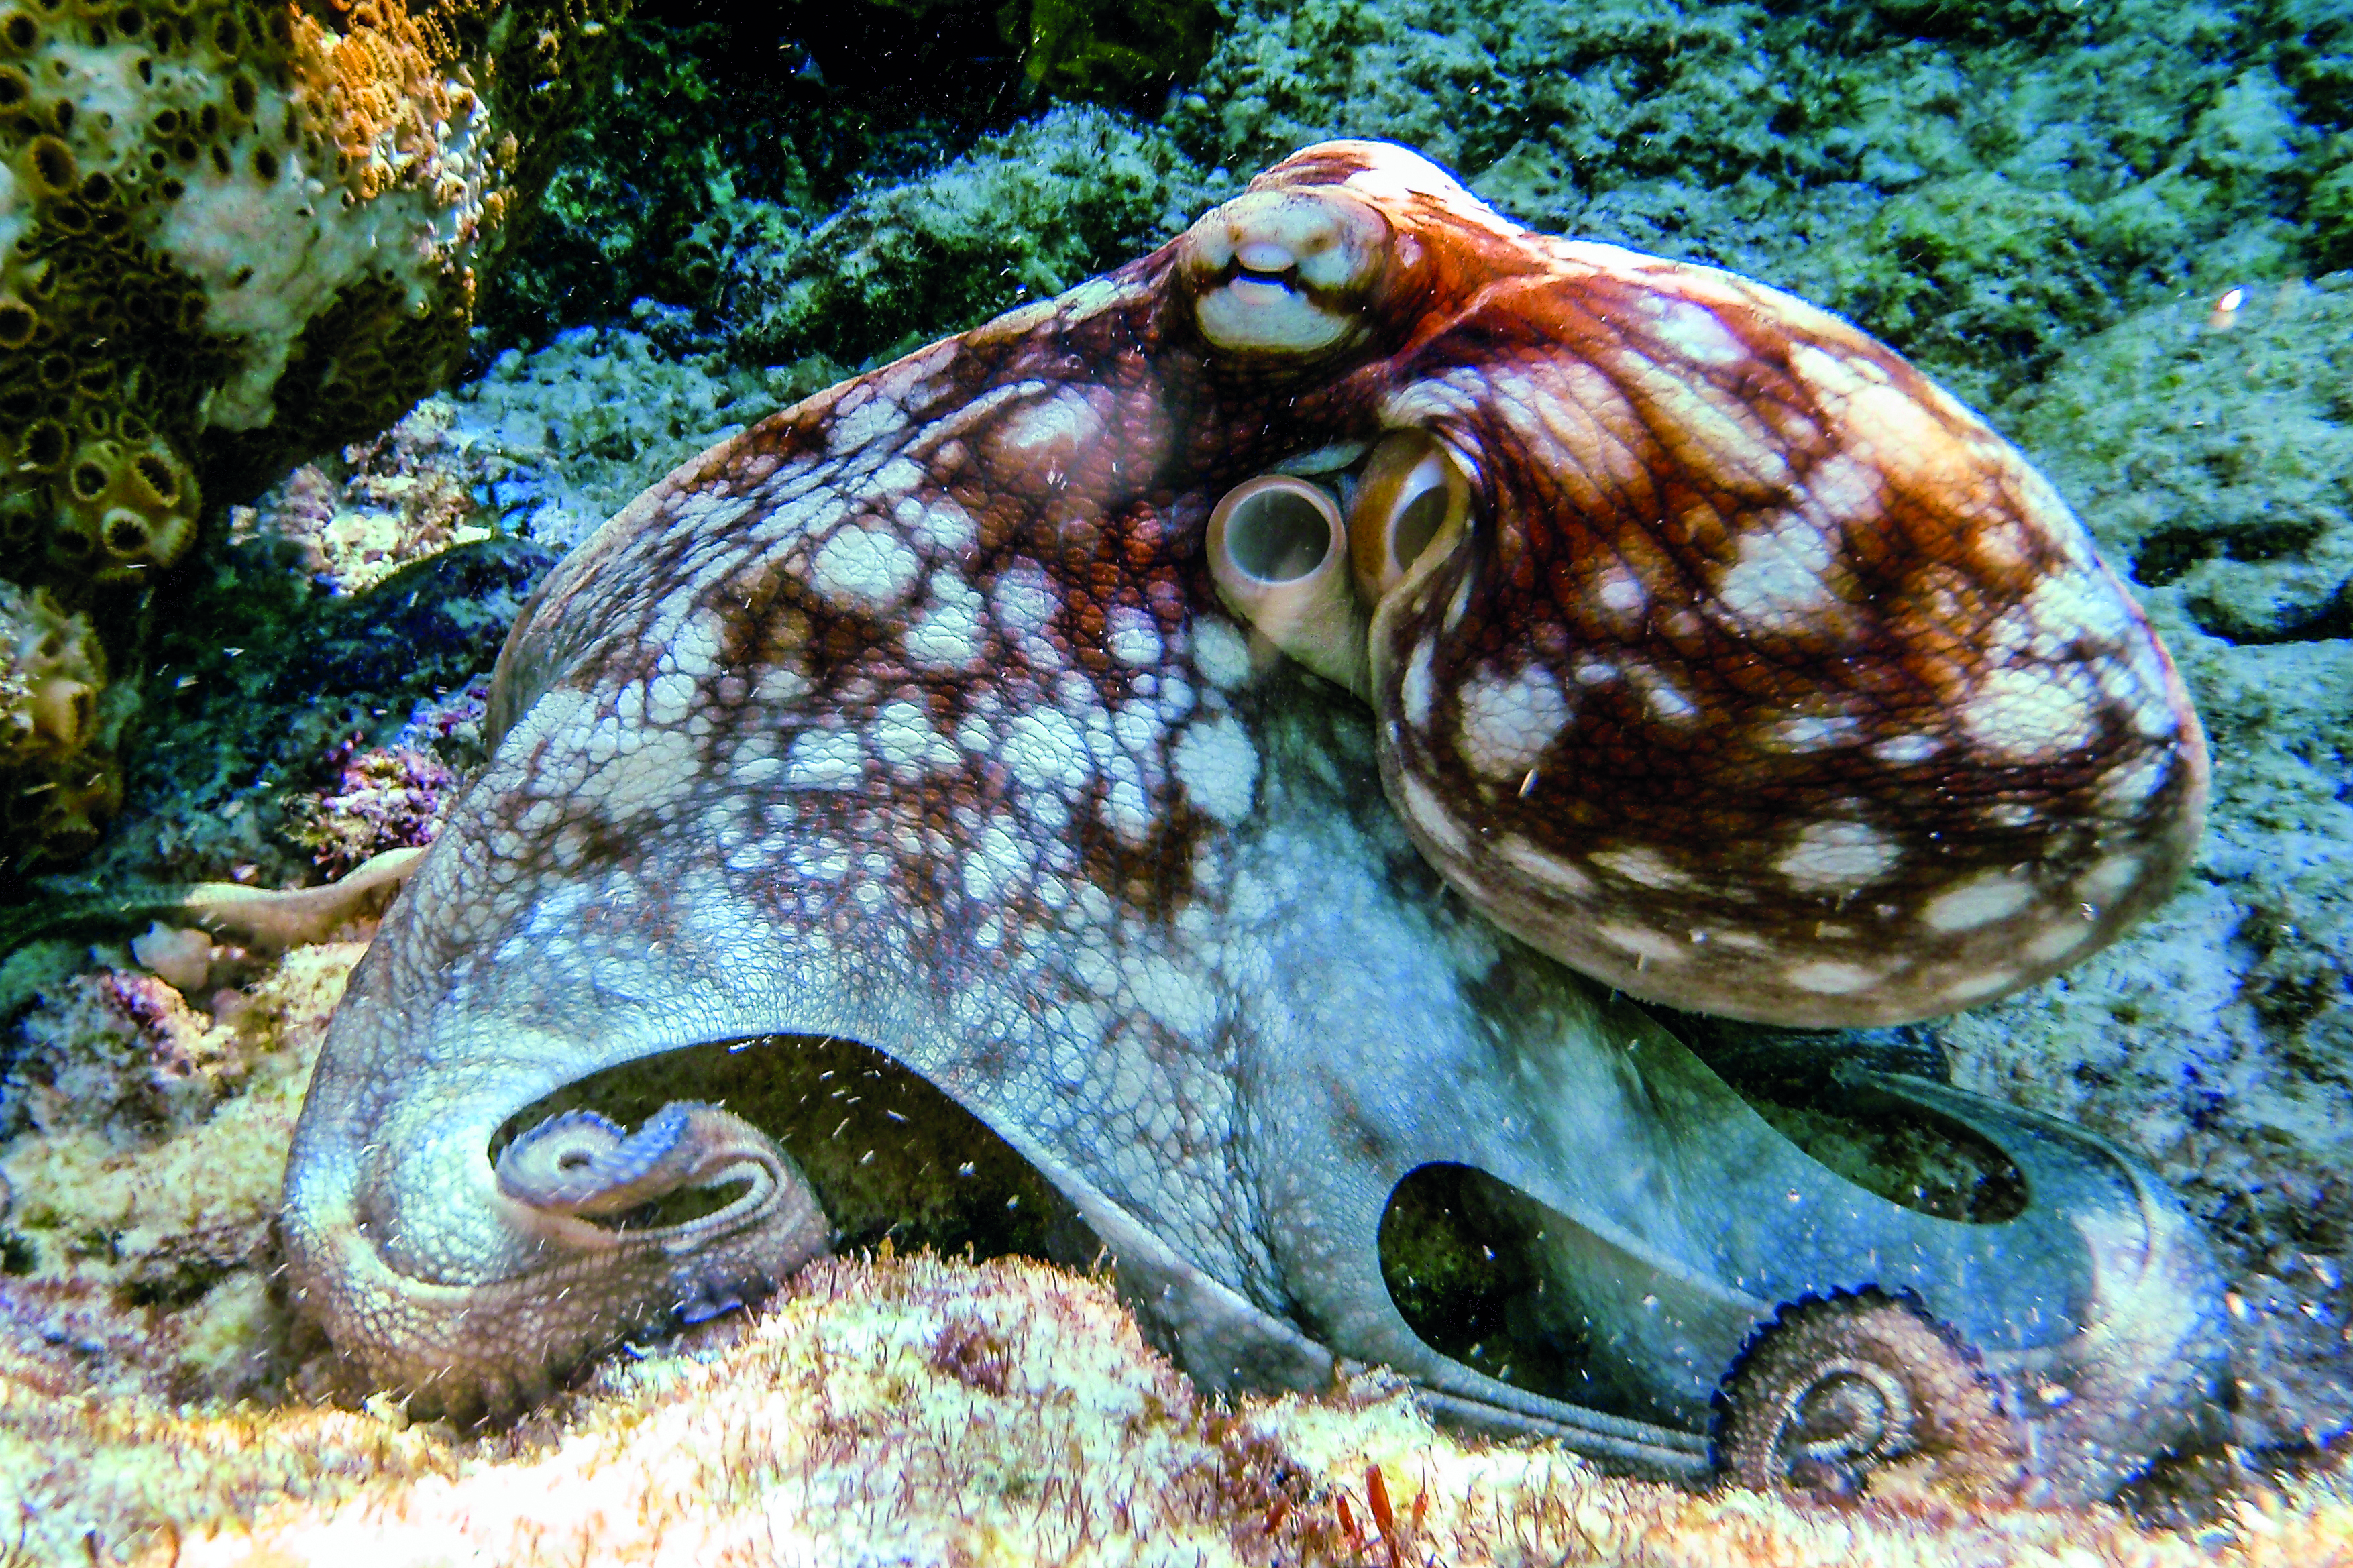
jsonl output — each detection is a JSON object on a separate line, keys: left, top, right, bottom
{"left": 291, "top": 743, "right": 459, "bottom": 877}
{"left": 5, "top": 969, "right": 240, "bottom": 1140}
{"left": 390, "top": 673, "right": 494, "bottom": 759}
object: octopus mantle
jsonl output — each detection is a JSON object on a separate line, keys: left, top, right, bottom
{"left": 281, "top": 142, "right": 2221, "bottom": 1501}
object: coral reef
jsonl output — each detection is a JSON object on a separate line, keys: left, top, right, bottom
{"left": 60, "top": 320, "right": 816, "bottom": 891}
{"left": 0, "top": 942, "right": 360, "bottom": 1443}
{"left": 0, "top": 0, "right": 631, "bottom": 876}
{"left": 944, "top": 0, "right": 1223, "bottom": 103}
{"left": 0, "top": 0, "right": 2346, "bottom": 1559}
{"left": 448, "top": 316, "right": 833, "bottom": 554}
{"left": 0, "top": 931, "right": 2343, "bottom": 1563}
{"left": 2, "top": 964, "right": 241, "bottom": 1140}
{"left": 0, "top": 585, "right": 99, "bottom": 767}
{"left": 230, "top": 410, "right": 486, "bottom": 599}
{"left": 0, "top": 0, "right": 626, "bottom": 590}
{"left": 224, "top": 315, "right": 820, "bottom": 596}
{"left": 508, "top": 0, "right": 2342, "bottom": 420}
{"left": 488, "top": 0, "right": 1219, "bottom": 346}
{"left": 480, "top": 11, "right": 957, "bottom": 352}
{"left": 62, "top": 539, "right": 549, "bottom": 893}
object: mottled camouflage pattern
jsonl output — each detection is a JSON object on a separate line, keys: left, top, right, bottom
{"left": 280, "top": 146, "right": 2213, "bottom": 1488}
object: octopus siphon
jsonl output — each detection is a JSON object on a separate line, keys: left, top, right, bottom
{"left": 280, "top": 141, "right": 2224, "bottom": 1502}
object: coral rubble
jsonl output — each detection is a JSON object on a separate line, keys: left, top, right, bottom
{"left": 0, "top": 939, "right": 359, "bottom": 1487}
{"left": 284, "top": 744, "right": 454, "bottom": 877}
{"left": 4, "top": 964, "right": 239, "bottom": 1139}
{"left": 4, "top": 1240, "right": 2345, "bottom": 1565}
{"left": 72, "top": 321, "right": 814, "bottom": 891}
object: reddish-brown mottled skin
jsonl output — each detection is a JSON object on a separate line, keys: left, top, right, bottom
{"left": 280, "top": 142, "right": 2210, "bottom": 1443}
{"left": 1212, "top": 145, "right": 2207, "bottom": 1026}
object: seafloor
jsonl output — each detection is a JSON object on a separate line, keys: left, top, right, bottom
{"left": 1, "top": 0, "right": 2350, "bottom": 1562}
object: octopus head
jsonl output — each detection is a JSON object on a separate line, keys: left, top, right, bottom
{"left": 1190, "top": 143, "right": 2209, "bottom": 1029}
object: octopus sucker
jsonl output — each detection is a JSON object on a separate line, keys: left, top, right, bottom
{"left": 1710, "top": 1288, "right": 2029, "bottom": 1502}
{"left": 281, "top": 140, "right": 2224, "bottom": 1500}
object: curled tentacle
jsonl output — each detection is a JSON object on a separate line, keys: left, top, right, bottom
{"left": 287, "top": 1089, "right": 833, "bottom": 1416}
{"left": 501, "top": 1103, "right": 708, "bottom": 1216}
{"left": 1712, "top": 1289, "right": 2028, "bottom": 1500}
{"left": 498, "top": 1101, "right": 827, "bottom": 1252}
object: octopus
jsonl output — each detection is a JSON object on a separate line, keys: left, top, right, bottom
{"left": 280, "top": 142, "right": 2226, "bottom": 1502}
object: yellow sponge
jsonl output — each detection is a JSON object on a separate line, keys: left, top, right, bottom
{"left": 0, "top": 0, "right": 626, "bottom": 590}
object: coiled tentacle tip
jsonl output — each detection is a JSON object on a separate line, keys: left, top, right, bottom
{"left": 1712, "top": 1289, "right": 2027, "bottom": 1500}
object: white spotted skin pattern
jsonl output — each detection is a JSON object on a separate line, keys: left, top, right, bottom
{"left": 1354, "top": 229, "right": 2205, "bottom": 1028}
{"left": 286, "top": 199, "right": 1389, "bottom": 1402}
{"left": 280, "top": 139, "right": 2205, "bottom": 1406}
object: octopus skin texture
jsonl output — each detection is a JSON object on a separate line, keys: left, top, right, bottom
{"left": 280, "top": 142, "right": 2222, "bottom": 1498}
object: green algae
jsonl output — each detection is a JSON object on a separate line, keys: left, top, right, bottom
{"left": 498, "top": 0, "right": 2348, "bottom": 420}
{"left": 482, "top": 18, "right": 826, "bottom": 352}
{"left": 488, "top": 7, "right": 1225, "bottom": 361}
{"left": 1174, "top": 0, "right": 2339, "bottom": 410}
{"left": 483, "top": 13, "right": 999, "bottom": 355}
{"left": 1002, "top": 0, "right": 1224, "bottom": 103}
{"left": 720, "top": 107, "right": 1227, "bottom": 366}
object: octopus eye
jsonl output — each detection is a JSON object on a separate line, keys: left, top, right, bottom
{"left": 1348, "top": 429, "right": 1472, "bottom": 607}
{"left": 1179, "top": 188, "right": 1390, "bottom": 356}
{"left": 1206, "top": 474, "right": 1369, "bottom": 696}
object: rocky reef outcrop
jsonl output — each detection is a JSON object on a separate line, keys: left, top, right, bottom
{"left": 0, "top": 0, "right": 623, "bottom": 868}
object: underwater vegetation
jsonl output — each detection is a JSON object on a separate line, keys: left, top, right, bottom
{"left": 0, "top": 0, "right": 2348, "bottom": 1561}
{"left": 0, "top": 581, "right": 113, "bottom": 864}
